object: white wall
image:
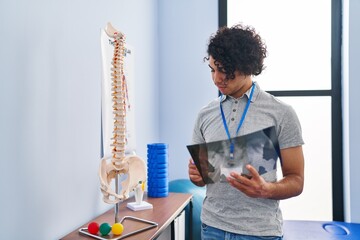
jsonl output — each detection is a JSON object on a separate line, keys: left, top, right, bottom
{"left": 158, "top": 0, "right": 218, "bottom": 180}
{"left": 0, "top": 0, "right": 159, "bottom": 239}
{"left": 343, "top": 0, "right": 360, "bottom": 223}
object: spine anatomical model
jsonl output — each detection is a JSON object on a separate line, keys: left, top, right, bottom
{"left": 99, "top": 24, "right": 146, "bottom": 204}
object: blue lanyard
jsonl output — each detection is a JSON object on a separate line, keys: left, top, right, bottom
{"left": 220, "top": 83, "right": 255, "bottom": 159}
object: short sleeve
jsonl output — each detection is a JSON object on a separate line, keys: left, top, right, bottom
{"left": 278, "top": 106, "right": 304, "bottom": 149}
{"left": 191, "top": 112, "right": 205, "bottom": 144}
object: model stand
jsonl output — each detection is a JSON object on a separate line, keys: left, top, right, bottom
{"left": 79, "top": 216, "right": 158, "bottom": 240}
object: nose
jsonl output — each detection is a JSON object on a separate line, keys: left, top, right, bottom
{"left": 213, "top": 70, "right": 227, "bottom": 84}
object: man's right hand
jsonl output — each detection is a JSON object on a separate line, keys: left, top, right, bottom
{"left": 188, "top": 158, "right": 205, "bottom": 187}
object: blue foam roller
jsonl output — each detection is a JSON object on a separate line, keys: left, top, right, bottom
{"left": 147, "top": 156, "right": 168, "bottom": 162}
{"left": 147, "top": 143, "right": 169, "bottom": 198}
{"left": 147, "top": 176, "right": 167, "bottom": 182}
{"left": 147, "top": 151, "right": 168, "bottom": 155}
{"left": 147, "top": 158, "right": 168, "bottom": 164}
{"left": 147, "top": 186, "right": 168, "bottom": 192}
{"left": 147, "top": 143, "right": 168, "bottom": 150}
{"left": 147, "top": 168, "right": 167, "bottom": 174}
{"left": 147, "top": 172, "right": 168, "bottom": 178}
{"left": 147, "top": 163, "right": 168, "bottom": 169}
{"left": 147, "top": 148, "right": 168, "bottom": 153}
{"left": 148, "top": 191, "right": 169, "bottom": 198}
{"left": 147, "top": 182, "right": 168, "bottom": 188}
{"left": 147, "top": 154, "right": 168, "bottom": 159}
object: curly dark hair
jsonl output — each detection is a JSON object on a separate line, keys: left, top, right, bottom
{"left": 206, "top": 24, "right": 267, "bottom": 80}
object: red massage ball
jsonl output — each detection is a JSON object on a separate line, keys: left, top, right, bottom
{"left": 88, "top": 222, "right": 99, "bottom": 235}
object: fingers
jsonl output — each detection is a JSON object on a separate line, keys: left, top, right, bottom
{"left": 227, "top": 164, "right": 261, "bottom": 188}
{"left": 245, "top": 164, "right": 260, "bottom": 179}
{"left": 188, "top": 158, "right": 201, "bottom": 177}
{"left": 227, "top": 165, "right": 270, "bottom": 198}
{"left": 188, "top": 159, "right": 198, "bottom": 172}
{"left": 188, "top": 158, "right": 205, "bottom": 186}
{"left": 228, "top": 171, "right": 252, "bottom": 186}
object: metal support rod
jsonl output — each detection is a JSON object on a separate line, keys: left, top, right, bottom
{"left": 115, "top": 174, "right": 120, "bottom": 223}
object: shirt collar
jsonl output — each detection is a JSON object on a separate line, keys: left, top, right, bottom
{"left": 220, "top": 81, "right": 259, "bottom": 103}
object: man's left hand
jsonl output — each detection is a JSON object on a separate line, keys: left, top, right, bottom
{"left": 227, "top": 164, "right": 271, "bottom": 199}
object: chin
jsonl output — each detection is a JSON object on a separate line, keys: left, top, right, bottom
{"left": 218, "top": 88, "right": 227, "bottom": 95}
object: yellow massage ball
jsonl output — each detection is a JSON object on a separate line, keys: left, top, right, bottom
{"left": 112, "top": 223, "right": 124, "bottom": 235}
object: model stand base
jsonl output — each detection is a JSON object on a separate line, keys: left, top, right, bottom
{"left": 126, "top": 201, "right": 153, "bottom": 211}
{"left": 79, "top": 216, "right": 158, "bottom": 240}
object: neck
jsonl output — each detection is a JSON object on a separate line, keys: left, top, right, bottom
{"left": 231, "top": 77, "right": 253, "bottom": 99}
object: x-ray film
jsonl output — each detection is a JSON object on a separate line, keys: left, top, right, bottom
{"left": 187, "top": 126, "right": 280, "bottom": 184}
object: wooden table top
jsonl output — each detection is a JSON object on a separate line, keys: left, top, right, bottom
{"left": 60, "top": 192, "right": 192, "bottom": 240}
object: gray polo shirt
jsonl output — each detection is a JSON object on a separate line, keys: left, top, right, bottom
{"left": 192, "top": 81, "right": 304, "bottom": 237}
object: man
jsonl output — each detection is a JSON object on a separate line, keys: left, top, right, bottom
{"left": 188, "top": 24, "right": 304, "bottom": 240}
